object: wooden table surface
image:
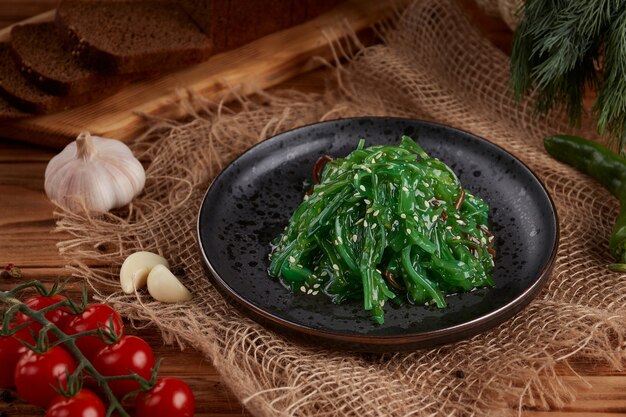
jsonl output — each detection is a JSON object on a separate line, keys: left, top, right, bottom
{"left": 1, "top": 2, "right": 625, "bottom": 416}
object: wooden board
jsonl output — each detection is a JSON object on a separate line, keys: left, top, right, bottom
{"left": 0, "top": 0, "right": 397, "bottom": 149}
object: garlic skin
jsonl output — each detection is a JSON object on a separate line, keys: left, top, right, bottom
{"left": 45, "top": 131, "right": 145, "bottom": 212}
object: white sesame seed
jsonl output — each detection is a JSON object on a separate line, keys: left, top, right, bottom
{"left": 424, "top": 201, "right": 430, "bottom": 207}
{"left": 423, "top": 182, "right": 430, "bottom": 187}
{"left": 432, "top": 215, "right": 438, "bottom": 222}
{"left": 289, "top": 256, "right": 296, "bottom": 263}
{"left": 364, "top": 220, "right": 369, "bottom": 227}
{"left": 319, "top": 191, "right": 324, "bottom": 196}
{"left": 360, "top": 185, "right": 366, "bottom": 192}
{"left": 303, "top": 195, "right": 309, "bottom": 201}
{"left": 282, "top": 235, "right": 288, "bottom": 241}
{"left": 457, "top": 220, "right": 466, "bottom": 226}
{"left": 356, "top": 219, "right": 364, "bottom": 225}
{"left": 488, "top": 236, "right": 494, "bottom": 242}
{"left": 371, "top": 158, "right": 376, "bottom": 164}
{"left": 307, "top": 289, "right": 313, "bottom": 294}
{"left": 313, "top": 283, "right": 321, "bottom": 289}
{"left": 414, "top": 215, "right": 420, "bottom": 222}
{"left": 446, "top": 226, "right": 452, "bottom": 230}
{"left": 364, "top": 167, "right": 372, "bottom": 173}
{"left": 402, "top": 186, "right": 409, "bottom": 192}
{"left": 333, "top": 264, "right": 340, "bottom": 271}
{"left": 300, "top": 286, "right": 306, "bottom": 293}
{"left": 454, "top": 236, "right": 461, "bottom": 240}
{"left": 480, "top": 237, "right": 487, "bottom": 245}
{"left": 454, "top": 213, "right": 460, "bottom": 219}
{"left": 354, "top": 174, "right": 359, "bottom": 180}
{"left": 364, "top": 199, "right": 371, "bottom": 205}
{"left": 400, "top": 213, "right": 407, "bottom": 219}
{"left": 297, "top": 264, "right": 303, "bottom": 268}
{"left": 380, "top": 300, "right": 385, "bottom": 307}
{"left": 312, "top": 291, "right": 319, "bottom": 295}
{"left": 373, "top": 210, "right": 380, "bottom": 216}
{"left": 406, "top": 228, "right": 412, "bottom": 234}
{"left": 334, "top": 240, "right": 339, "bottom": 245}
{"left": 321, "top": 271, "right": 328, "bottom": 276}
{"left": 352, "top": 234, "right": 358, "bottom": 242}
{"left": 376, "top": 269, "right": 382, "bottom": 273}
{"left": 372, "top": 223, "right": 378, "bottom": 229}
{"left": 366, "top": 208, "right": 374, "bottom": 214}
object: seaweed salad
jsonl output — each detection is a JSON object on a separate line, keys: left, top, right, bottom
{"left": 268, "top": 136, "right": 495, "bottom": 324}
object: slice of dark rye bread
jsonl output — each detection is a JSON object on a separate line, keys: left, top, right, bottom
{"left": 0, "top": 43, "right": 102, "bottom": 114}
{"left": 0, "top": 96, "right": 29, "bottom": 121}
{"left": 10, "top": 22, "right": 120, "bottom": 96}
{"left": 56, "top": 0, "right": 213, "bottom": 74}
{"left": 179, "top": 0, "right": 345, "bottom": 52}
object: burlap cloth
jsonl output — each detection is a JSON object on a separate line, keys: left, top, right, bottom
{"left": 56, "top": 0, "right": 626, "bottom": 416}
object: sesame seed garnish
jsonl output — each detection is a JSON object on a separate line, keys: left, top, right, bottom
{"left": 300, "top": 286, "right": 306, "bottom": 293}
{"left": 373, "top": 210, "right": 380, "bottom": 216}
{"left": 364, "top": 199, "right": 371, "bottom": 205}
{"left": 319, "top": 191, "right": 324, "bottom": 196}
{"left": 364, "top": 167, "right": 372, "bottom": 173}
{"left": 371, "top": 158, "right": 376, "bottom": 164}
{"left": 352, "top": 234, "right": 358, "bottom": 242}
{"left": 356, "top": 219, "right": 364, "bottom": 225}
{"left": 454, "top": 236, "right": 461, "bottom": 240}
{"left": 307, "top": 289, "right": 313, "bottom": 294}
{"left": 372, "top": 223, "right": 378, "bottom": 229}
{"left": 321, "top": 271, "right": 329, "bottom": 276}
{"left": 402, "top": 186, "right": 409, "bottom": 192}
{"left": 457, "top": 220, "right": 466, "bottom": 225}
{"left": 406, "top": 228, "right": 412, "bottom": 234}
{"left": 366, "top": 208, "right": 374, "bottom": 214}
{"left": 282, "top": 235, "right": 288, "bottom": 241}
{"left": 354, "top": 174, "right": 359, "bottom": 180}
{"left": 334, "top": 240, "right": 339, "bottom": 245}
{"left": 424, "top": 201, "right": 430, "bottom": 207}
{"left": 400, "top": 213, "right": 407, "bottom": 219}
{"left": 333, "top": 264, "right": 340, "bottom": 271}
{"left": 432, "top": 215, "right": 438, "bottom": 222}
{"left": 380, "top": 300, "right": 385, "bottom": 307}
{"left": 297, "top": 264, "right": 303, "bottom": 268}
{"left": 454, "top": 213, "right": 460, "bottom": 219}
{"left": 312, "top": 291, "right": 319, "bottom": 295}
{"left": 313, "top": 283, "right": 321, "bottom": 289}
{"left": 446, "top": 226, "right": 452, "bottom": 230}
{"left": 360, "top": 185, "right": 366, "bottom": 192}
{"left": 363, "top": 220, "right": 369, "bottom": 227}
{"left": 414, "top": 215, "right": 420, "bottom": 222}
{"left": 303, "top": 195, "right": 309, "bottom": 201}
{"left": 289, "top": 256, "right": 296, "bottom": 263}
{"left": 423, "top": 182, "right": 430, "bottom": 187}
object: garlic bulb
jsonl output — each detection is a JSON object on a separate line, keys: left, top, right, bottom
{"left": 45, "top": 131, "right": 145, "bottom": 212}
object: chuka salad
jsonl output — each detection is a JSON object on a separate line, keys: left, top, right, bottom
{"left": 269, "top": 136, "right": 496, "bottom": 324}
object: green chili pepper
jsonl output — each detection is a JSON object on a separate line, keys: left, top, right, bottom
{"left": 544, "top": 134, "right": 626, "bottom": 271}
{"left": 269, "top": 136, "right": 496, "bottom": 324}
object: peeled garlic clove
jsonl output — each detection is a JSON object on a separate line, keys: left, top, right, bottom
{"left": 147, "top": 264, "right": 192, "bottom": 303}
{"left": 45, "top": 131, "right": 145, "bottom": 212}
{"left": 120, "top": 251, "right": 169, "bottom": 294}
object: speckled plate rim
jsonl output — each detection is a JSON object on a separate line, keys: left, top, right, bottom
{"left": 197, "top": 117, "right": 560, "bottom": 349}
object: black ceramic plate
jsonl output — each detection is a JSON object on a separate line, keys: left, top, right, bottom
{"left": 197, "top": 117, "right": 558, "bottom": 352}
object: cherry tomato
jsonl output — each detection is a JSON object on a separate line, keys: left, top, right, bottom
{"left": 91, "top": 335, "right": 155, "bottom": 398}
{"left": 14, "top": 346, "right": 77, "bottom": 408}
{"left": 135, "top": 378, "right": 195, "bottom": 417}
{"left": 0, "top": 329, "right": 28, "bottom": 387}
{"left": 63, "top": 304, "right": 124, "bottom": 360}
{"left": 45, "top": 389, "right": 106, "bottom": 417}
{"left": 16, "top": 295, "right": 73, "bottom": 343}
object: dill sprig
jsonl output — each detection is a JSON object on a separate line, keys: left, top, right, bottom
{"left": 511, "top": 0, "right": 626, "bottom": 152}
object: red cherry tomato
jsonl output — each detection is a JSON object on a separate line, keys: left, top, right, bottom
{"left": 0, "top": 329, "right": 28, "bottom": 387}
{"left": 63, "top": 304, "right": 124, "bottom": 360}
{"left": 16, "top": 295, "right": 73, "bottom": 343}
{"left": 135, "top": 378, "right": 195, "bottom": 417}
{"left": 91, "top": 335, "right": 155, "bottom": 398}
{"left": 45, "top": 389, "right": 106, "bottom": 417}
{"left": 14, "top": 346, "right": 77, "bottom": 408}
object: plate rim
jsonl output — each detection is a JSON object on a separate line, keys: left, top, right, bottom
{"left": 197, "top": 116, "right": 560, "bottom": 348}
